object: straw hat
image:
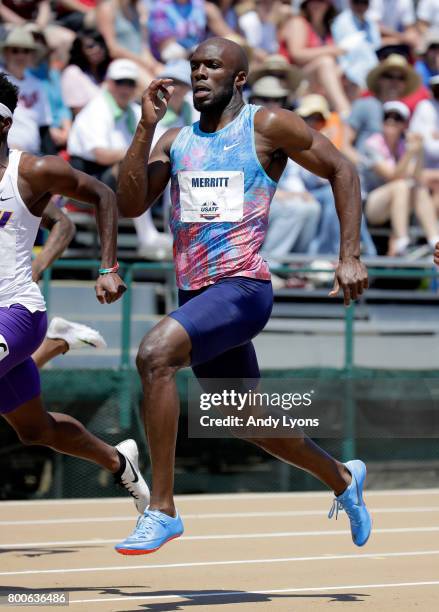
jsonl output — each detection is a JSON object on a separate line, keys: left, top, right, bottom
{"left": 366, "top": 54, "right": 421, "bottom": 97}
{"left": 248, "top": 54, "right": 303, "bottom": 94}
{"left": 251, "top": 76, "right": 290, "bottom": 99}
{"left": 296, "top": 94, "right": 330, "bottom": 120}
{"left": 0, "top": 27, "right": 41, "bottom": 52}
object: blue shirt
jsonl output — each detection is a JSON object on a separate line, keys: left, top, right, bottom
{"left": 415, "top": 59, "right": 438, "bottom": 87}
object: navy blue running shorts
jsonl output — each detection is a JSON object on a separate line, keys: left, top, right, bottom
{"left": 169, "top": 276, "right": 273, "bottom": 380}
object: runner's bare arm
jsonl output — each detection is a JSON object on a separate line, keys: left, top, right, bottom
{"left": 258, "top": 110, "right": 368, "bottom": 305}
{"left": 28, "top": 156, "right": 126, "bottom": 303}
{"left": 32, "top": 203, "right": 76, "bottom": 282}
{"left": 117, "top": 79, "right": 178, "bottom": 218}
{"left": 118, "top": 126, "right": 180, "bottom": 218}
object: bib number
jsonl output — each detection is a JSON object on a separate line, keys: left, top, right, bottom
{"left": 178, "top": 170, "right": 244, "bottom": 223}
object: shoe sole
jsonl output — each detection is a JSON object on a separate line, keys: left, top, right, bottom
{"left": 115, "top": 533, "right": 182, "bottom": 555}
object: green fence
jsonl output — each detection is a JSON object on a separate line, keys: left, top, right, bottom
{"left": 1, "top": 259, "right": 438, "bottom": 499}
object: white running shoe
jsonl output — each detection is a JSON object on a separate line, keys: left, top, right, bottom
{"left": 46, "top": 317, "right": 107, "bottom": 350}
{"left": 115, "top": 439, "right": 150, "bottom": 514}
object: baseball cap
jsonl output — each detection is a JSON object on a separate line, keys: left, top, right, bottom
{"left": 106, "top": 59, "right": 139, "bottom": 82}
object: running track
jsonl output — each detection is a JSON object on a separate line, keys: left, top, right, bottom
{"left": 0, "top": 489, "right": 438, "bottom": 610}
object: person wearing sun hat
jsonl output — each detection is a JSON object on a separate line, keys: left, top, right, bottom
{"left": 347, "top": 53, "right": 421, "bottom": 156}
{"left": 1, "top": 27, "right": 52, "bottom": 156}
{"left": 248, "top": 54, "right": 303, "bottom": 99}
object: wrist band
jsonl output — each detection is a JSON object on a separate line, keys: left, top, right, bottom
{"left": 99, "top": 262, "right": 119, "bottom": 275}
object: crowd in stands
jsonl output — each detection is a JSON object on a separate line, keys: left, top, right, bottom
{"left": 2, "top": 0, "right": 439, "bottom": 285}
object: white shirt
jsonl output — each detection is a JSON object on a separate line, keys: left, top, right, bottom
{"left": 6, "top": 72, "right": 52, "bottom": 155}
{"left": 409, "top": 98, "right": 439, "bottom": 168}
{"left": 368, "top": 0, "right": 416, "bottom": 31}
{"left": 417, "top": 0, "right": 439, "bottom": 28}
{"left": 67, "top": 91, "right": 141, "bottom": 162}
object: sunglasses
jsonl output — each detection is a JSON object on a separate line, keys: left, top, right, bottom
{"left": 83, "top": 40, "right": 101, "bottom": 50}
{"left": 381, "top": 72, "right": 406, "bottom": 82}
{"left": 352, "top": 0, "right": 369, "bottom": 5}
{"left": 113, "top": 78, "right": 137, "bottom": 87}
{"left": 7, "top": 47, "right": 33, "bottom": 55}
{"left": 384, "top": 112, "right": 405, "bottom": 122}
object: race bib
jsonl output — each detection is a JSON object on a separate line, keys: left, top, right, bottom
{"left": 0, "top": 225, "right": 16, "bottom": 279}
{"left": 178, "top": 170, "right": 244, "bottom": 223}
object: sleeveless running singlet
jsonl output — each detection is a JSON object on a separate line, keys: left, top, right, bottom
{"left": 0, "top": 150, "right": 46, "bottom": 312}
{"left": 169, "top": 104, "right": 277, "bottom": 290}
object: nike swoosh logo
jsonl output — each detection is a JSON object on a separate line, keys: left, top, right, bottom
{"left": 224, "top": 143, "right": 239, "bottom": 151}
{"left": 126, "top": 457, "right": 139, "bottom": 483}
{"left": 0, "top": 196, "right": 13, "bottom": 201}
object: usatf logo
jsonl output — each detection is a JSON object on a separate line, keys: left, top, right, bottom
{"left": 0, "top": 335, "right": 9, "bottom": 362}
{"left": 0, "top": 210, "right": 13, "bottom": 229}
{"left": 200, "top": 201, "right": 220, "bottom": 220}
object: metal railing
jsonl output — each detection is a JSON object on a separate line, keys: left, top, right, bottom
{"left": 41, "top": 259, "right": 439, "bottom": 459}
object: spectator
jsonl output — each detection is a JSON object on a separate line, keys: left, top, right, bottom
{"left": 147, "top": 0, "right": 234, "bottom": 62}
{"left": 367, "top": 0, "right": 418, "bottom": 48}
{"left": 61, "top": 28, "right": 110, "bottom": 116}
{"left": 0, "top": 27, "right": 52, "bottom": 155}
{"left": 415, "top": 28, "right": 439, "bottom": 87}
{"left": 296, "top": 94, "right": 376, "bottom": 255}
{"left": 67, "top": 58, "right": 141, "bottom": 186}
{"left": 331, "top": 0, "right": 381, "bottom": 88}
{"left": 96, "top": 0, "right": 161, "bottom": 87}
{"left": 247, "top": 53, "right": 303, "bottom": 108}
{"left": 53, "top": 0, "right": 97, "bottom": 33}
{"left": 362, "top": 101, "right": 439, "bottom": 256}
{"left": 346, "top": 54, "right": 421, "bottom": 159}
{"left": 26, "top": 25, "right": 72, "bottom": 151}
{"left": 249, "top": 77, "right": 321, "bottom": 278}
{"left": 410, "top": 75, "right": 439, "bottom": 210}
{"left": 278, "top": 0, "right": 352, "bottom": 116}
{"left": 417, "top": 0, "right": 439, "bottom": 34}
{"left": 235, "top": 0, "right": 290, "bottom": 54}
{"left": 0, "top": 0, "right": 75, "bottom": 62}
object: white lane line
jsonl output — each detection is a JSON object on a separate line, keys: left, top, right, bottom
{"left": 1, "top": 488, "right": 438, "bottom": 506}
{"left": 1, "top": 549, "right": 439, "bottom": 577}
{"left": 1, "top": 527, "right": 439, "bottom": 555}
{"left": 69, "top": 581, "right": 439, "bottom": 605}
{"left": 69, "top": 580, "right": 439, "bottom": 604}
{"left": 1, "top": 505, "right": 438, "bottom": 527}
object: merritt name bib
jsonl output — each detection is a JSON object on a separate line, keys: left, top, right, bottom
{"left": 178, "top": 170, "right": 244, "bottom": 223}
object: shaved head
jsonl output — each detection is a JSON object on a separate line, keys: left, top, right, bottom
{"left": 191, "top": 37, "right": 249, "bottom": 77}
{"left": 189, "top": 37, "right": 249, "bottom": 113}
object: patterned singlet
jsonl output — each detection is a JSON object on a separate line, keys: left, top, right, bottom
{"left": 169, "top": 104, "right": 278, "bottom": 290}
